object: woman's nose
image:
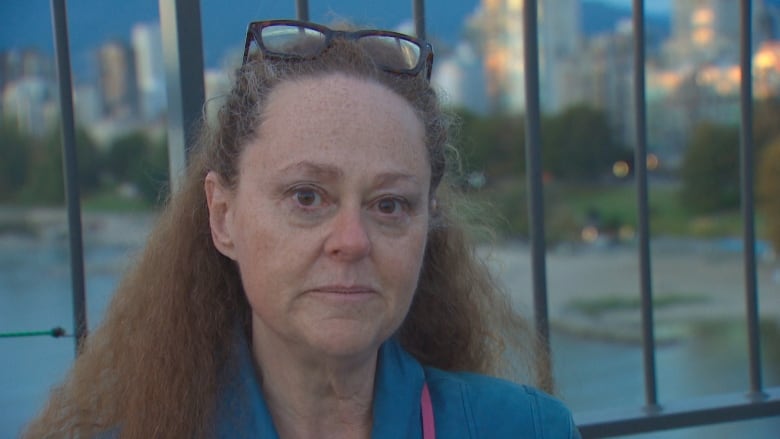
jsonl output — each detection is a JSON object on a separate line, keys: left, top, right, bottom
{"left": 324, "top": 206, "right": 371, "bottom": 260}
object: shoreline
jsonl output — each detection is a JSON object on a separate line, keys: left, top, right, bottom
{"left": 2, "top": 206, "right": 779, "bottom": 344}
{"left": 0, "top": 206, "right": 156, "bottom": 248}
{"left": 484, "top": 242, "right": 780, "bottom": 344}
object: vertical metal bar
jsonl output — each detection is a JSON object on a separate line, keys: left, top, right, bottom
{"left": 632, "top": 0, "right": 659, "bottom": 410}
{"left": 51, "top": 0, "right": 87, "bottom": 354}
{"left": 296, "top": 0, "right": 309, "bottom": 21}
{"left": 413, "top": 0, "right": 426, "bottom": 40}
{"left": 159, "top": 0, "right": 205, "bottom": 191}
{"left": 739, "top": 0, "right": 764, "bottom": 397}
{"left": 522, "top": 0, "right": 551, "bottom": 383}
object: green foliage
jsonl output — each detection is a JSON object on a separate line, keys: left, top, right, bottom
{"left": 754, "top": 98, "right": 780, "bottom": 151}
{"left": 452, "top": 108, "right": 525, "bottom": 180}
{"left": 452, "top": 105, "right": 629, "bottom": 185}
{"left": 133, "top": 134, "right": 169, "bottom": 205}
{"left": 106, "top": 132, "right": 149, "bottom": 182}
{"left": 19, "top": 126, "right": 103, "bottom": 205}
{"left": 542, "top": 105, "right": 631, "bottom": 182}
{"left": 106, "top": 131, "right": 169, "bottom": 205}
{"left": 0, "top": 121, "right": 32, "bottom": 200}
{"left": 679, "top": 122, "right": 740, "bottom": 214}
{"left": 20, "top": 130, "right": 64, "bottom": 204}
{"left": 0, "top": 122, "right": 171, "bottom": 208}
{"left": 757, "top": 138, "right": 780, "bottom": 254}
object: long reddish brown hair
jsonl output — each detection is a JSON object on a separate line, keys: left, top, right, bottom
{"left": 23, "top": 37, "right": 547, "bottom": 439}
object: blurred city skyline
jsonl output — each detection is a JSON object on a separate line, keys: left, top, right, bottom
{"left": 3, "top": 0, "right": 780, "bottom": 167}
{"left": 2, "top": 0, "right": 675, "bottom": 79}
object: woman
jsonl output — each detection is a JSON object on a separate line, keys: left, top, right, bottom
{"left": 24, "top": 20, "right": 580, "bottom": 438}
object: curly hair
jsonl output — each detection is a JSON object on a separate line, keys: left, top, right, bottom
{"left": 23, "top": 34, "right": 548, "bottom": 439}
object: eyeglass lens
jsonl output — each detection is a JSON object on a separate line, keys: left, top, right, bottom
{"left": 357, "top": 35, "right": 421, "bottom": 71}
{"left": 259, "top": 24, "right": 423, "bottom": 73}
{"left": 260, "top": 25, "right": 326, "bottom": 58}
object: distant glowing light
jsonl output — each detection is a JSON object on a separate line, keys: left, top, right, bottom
{"left": 581, "top": 226, "right": 599, "bottom": 243}
{"left": 647, "top": 154, "right": 659, "bottom": 171}
{"left": 508, "top": 0, "right": 522, "bottom": 11}
{"left": 613, "top": 160, "right": 630, "bottom": 178}
{"left": 693, "top": 28, "right": 714, "bottom": 45}
{"left": 755, "top": 51, "right": 777, "bottom": 70}
{"left": 692, "top": 8, "right": 715, "bottom": 26}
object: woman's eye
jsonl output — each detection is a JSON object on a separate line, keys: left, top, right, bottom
{"left": 293, "top": 188, "right": 321, "bottom": 207}
{"left": 376, "top": 197, "right": 403, "bottom": 215}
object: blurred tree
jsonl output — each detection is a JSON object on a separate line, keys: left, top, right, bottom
{"left": 107, "top": 131, "right": 149, "bottom": 183}
{"left": 679, "top": 123, "right": 740, "bottom": 214}
{"left": 131, "top": 134, "right": 169, "bottom": 205}
{"left": 0, "top": 121, "right": 32, "bottom": 201}
{"left": 541, "top": 105, "right": 630, "bottom": 182}
{"left": 452, "top": 108, "right": 526, "bottom": 183}
{"left": 107, "top": 130, "right": 170, "bottom": 205}
{"left": 754, "top": 97, "right": 780, "bottom": 151}
{"left": 21, "top": 125, "right": 102, "bottom": 205}
{"left": 22, "top": 131, "right": 64, "bottom": 204}
{"left": 757, "top": 137, "right": 780, "bottom": 254}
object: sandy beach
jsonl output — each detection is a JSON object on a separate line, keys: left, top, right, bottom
{"left": 485, "top": 241, "right": 780, "bottom": 342}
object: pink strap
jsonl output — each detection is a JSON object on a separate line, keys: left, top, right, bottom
{"left": 420, "top": 382, "right": 436, "bottom": 439}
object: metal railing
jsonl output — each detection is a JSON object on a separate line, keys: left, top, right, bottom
{"left": 47, "top": 0, "right": 780, "bottom": 436}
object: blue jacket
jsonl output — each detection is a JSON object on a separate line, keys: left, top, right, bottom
{"left": 217, "top": 335, "right": 581, "bottom": 438}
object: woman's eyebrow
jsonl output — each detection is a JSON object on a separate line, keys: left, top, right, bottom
{"left": 278, "top": 161, "right": 344, "bottom": 180}
{"left": 277, "top": 161, "right": 422, "bottom": 187}
{"left": 372, "top": 172, "right": 422, "bottom": 188}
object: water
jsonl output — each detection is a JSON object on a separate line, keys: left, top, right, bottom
{"left": 1, "top": 236, "right": 133, "bottom": 437}
{"left": 1, "top": 232, "right": 779, "bottom": 438}
{"left": 554, "top": 332, "right": 780, "bottom": 438}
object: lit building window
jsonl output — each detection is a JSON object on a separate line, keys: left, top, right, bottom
{"left": 693, "top": 28, "right": 713, "bottom": 45}
{"left": 691, "top": 7, "right": 714, "bottom": 26}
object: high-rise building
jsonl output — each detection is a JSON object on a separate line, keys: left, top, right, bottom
{"left": 2, "top": 77, "right": 58, "bottom": 136}
{"left": 98, "top": 40, "right": 139, "bottom": 120}
{"left": 665, "top": 0, "right": 741, "bottom": 66}
{"left": 468, "top": 0, "right": 526, "bottom": 114}
{"left": 539, "top": 0, "right": 582, "bottom": 113}
{"left": 432, "top": 42, "right": 488, "bottom": 113}
{"left": 1, "top": 49, "right": 53, "bottom": 120}
{"left": 132, "top": 22, "right": 166, "bottom": 121}
{"left": 579, "top": 19, "right": 635, "bottom": 148}
{"left": 754, "top": 0, "right": 778, "bottom": 48}
{"left": 754, "top": 41, "right": 780, "bottom": 99}
{"left": 467, "top": 0, "right": 581, "bottom": 114}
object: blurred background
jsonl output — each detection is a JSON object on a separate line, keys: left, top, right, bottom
{"left": 1, "top": 0, "right": 780, "bottom": 437}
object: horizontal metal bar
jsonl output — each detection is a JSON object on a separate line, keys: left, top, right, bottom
{"left": 576, "top": 387, "right": 780, "bottom": 438}
{"left": 0, "top": 327, "right": 67, "bottom": 338}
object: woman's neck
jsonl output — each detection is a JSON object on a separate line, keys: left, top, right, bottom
{"left": 250, "top": 325, "right": 377, "bottom": 439}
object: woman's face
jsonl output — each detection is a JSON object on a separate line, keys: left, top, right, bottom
{"left": 206, "top": 73, "right": 431, "bottom": 361}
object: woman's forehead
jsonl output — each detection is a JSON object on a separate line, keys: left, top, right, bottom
{"left": 263, "top": 73, "right": 417, "bottom": 122}
{"left": 242, "top": 73, "right": 430, "bottom": 183}
{"left": 260, "top": 74, "right": 423, "bottom": 151}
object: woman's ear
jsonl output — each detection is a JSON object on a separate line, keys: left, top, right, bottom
{"left": 205, "top": 171, "right": 237, "bottom": 260}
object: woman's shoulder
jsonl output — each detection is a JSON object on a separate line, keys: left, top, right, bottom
{"left": 423, "top": 367, "right": 581, "bottom": 438}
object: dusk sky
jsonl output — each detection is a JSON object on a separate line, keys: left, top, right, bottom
{"left": 1, "top": 0, "right": 667, "bottom": 51}
{"left": 0, "top": 0, "right": 679, "bottom": 82}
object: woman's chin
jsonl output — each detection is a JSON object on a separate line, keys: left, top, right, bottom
{"left": 300, "top": 322, "right": 390, "bottom": 361}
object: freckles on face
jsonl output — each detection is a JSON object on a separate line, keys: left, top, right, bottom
{"left": 225, "top": 73, "right": 432, "bottom": 358}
